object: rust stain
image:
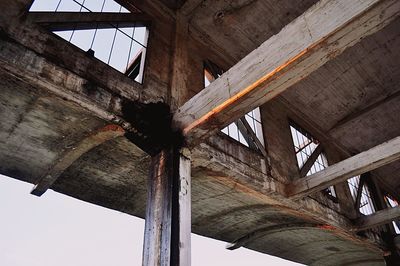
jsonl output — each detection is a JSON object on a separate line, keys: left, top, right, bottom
{"left": 182, "top": 43, "right": 317, "bottom": 136}
{"left": 180, "top": 0, "right": 386, "bottom": 136}
{"left": 100, "top": 124, "right": 125, "bottom": 133}
{"left": 317, "top": 224, "right": 336, "bottom": 231}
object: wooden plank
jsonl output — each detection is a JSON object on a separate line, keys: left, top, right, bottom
{"left": 172, "top": 0, "right": 400, "bottom": 145}
{"left": 28, "top": 11, "right": 151, "bottom": 31}
{"left": 142, "top": 147, "right": 191, "bottom": 266}
{"left": 31, "top": 125, "right": 125, "bottom": 196}
{"left": 354, "top": 206, "right": 400, "bottom": 232}
{"left": 170, "top": 14, "right": 191, "bottom": 109}
{"left": 299, "top": 145, "right": 323, "bottom": 177}
{"left": 287, "top": 136, "right": 400, "bottom": 199}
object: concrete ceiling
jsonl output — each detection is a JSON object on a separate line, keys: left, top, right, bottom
{"left": 0, "top": 70, "right": 384, "bottom": 265}
{"left": 182, "top": 0, "right": 400, "bottom": 198}
{"left": 1, "top": 0, "right": 398, "bottom": 264}
{"left": 186, "top": 0, "right": 319, "bottom": 62}
{"left": 280, "top": 17, "right": 400, "bottom": 197}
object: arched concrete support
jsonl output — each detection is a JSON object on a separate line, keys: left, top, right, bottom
{"left": 226, "top": 222, "right": 323, "bottom": 250}
{"left": 31, "top": 124, "right": 125, "bottom": 196}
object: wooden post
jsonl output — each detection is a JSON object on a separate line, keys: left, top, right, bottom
{"left": 142, "top": 147, "right": 191, "bottom": 266}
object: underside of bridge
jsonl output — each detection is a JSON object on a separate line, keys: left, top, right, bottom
{"left": 1, "top": 0, "right": 400, "bottom": 265}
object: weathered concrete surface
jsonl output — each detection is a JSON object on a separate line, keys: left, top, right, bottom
{"left": 280, "top": 17, "right": 400, "bottom": 198}
{"left": 0, "top": 68, "right": 385, "bottom": 264}
{"left": 0, "top": 0, "right": 398, "bottom": 265}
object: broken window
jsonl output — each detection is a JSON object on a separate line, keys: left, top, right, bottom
{"left": 289, "top": 122, "right": 337, "bottom": 199}
{"left": 30, "top": 0, "right": 148, "bottom": 83}
{"left": 347, "top": 175, "right": 376, "bottom": 215}
{"left": 204, "top": 60, "right": 265, "bottom": 154}
{"left": 385, "top": 195, "right": 400, "bottom": 234}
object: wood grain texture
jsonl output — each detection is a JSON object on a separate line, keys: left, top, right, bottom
{"left": 287, "top": 136, "right": 400, "bottom": 199}
{"left": 173, "top": 0, "right": 400, "bottom": 145}
{"left": 354, "top": 206, "right": 400, "bottom": 232}
{"left": 142, "top": 147, "right": 191, "bottom": 266}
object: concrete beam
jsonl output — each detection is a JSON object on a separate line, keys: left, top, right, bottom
{"left": 354, "top": 206, "right": 400, "bottom": 232}
{"left": 0, "top": 15, "right": 142, "bottom": 102}
{"left": 0, "top": 32, "right": 130, "bottom": 127}
{"left": 172, "top": 0, "right": 400, "bottom": 145}
{"left": 287, "top": 136, "right": 400, "bottom": 199}
{"left": 28, "top": 11, "right": 152, "bottom": 31}
{"left": 330, "top": 90, "right": 400, "bottom": 132}
{"left": 31, "top": 125, "right": 125, "bottom": 196}
{"left": 0, "top": 26, "right": 174, "bottom": 155}
{"left": 226, "top": 223, "right": 322, "bottom": 250}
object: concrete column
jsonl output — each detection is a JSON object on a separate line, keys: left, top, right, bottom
{"left": 142, "top": 147, "right": 191, "bottom": 266}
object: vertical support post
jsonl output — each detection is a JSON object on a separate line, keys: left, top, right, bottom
{"left": 173, "top": 147, "right": 191, "bottom": 266}
{"left": 142, "top": 146, "right": 191, "bottom": 266}
{"left": 366, "top": 175, "right": 400, "bottom": 264}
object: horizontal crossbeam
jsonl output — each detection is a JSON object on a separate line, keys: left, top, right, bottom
{"left": 354, "top": 206, "right": 400, "bottom": 232}
{"left": 172, "top": 0, "right": 400, "bottom": 145}
{"left": 287, "top": 136, "right": 400, "bottom": 199}
{"left": 28, "top": 11, "right": 151, "bottom": 31}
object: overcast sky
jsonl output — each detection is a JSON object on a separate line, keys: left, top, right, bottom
{"left": 0, "top": 175, "right": 303, "bottom": 266}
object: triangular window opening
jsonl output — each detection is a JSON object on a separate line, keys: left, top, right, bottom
{"left": 347, "top": 175, "right": 376, "bottom": 215}
{"left": 30, "top": 0, "right": 148, "bottom": 83}
{"left": 289, "top": 123, "right": 336, "bottom": 199}
{"left": 385, "top": 195, "right": 400, "bottom": 234}
{"left": 204, "top": 61, "right": 265, "bottom": 151}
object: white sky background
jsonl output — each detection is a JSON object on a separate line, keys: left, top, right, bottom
{"left": 0, "top": 175, "right": 304, "bottom": 266}
{"left": 1, "top": 1, "right": 304, "bottom": 265}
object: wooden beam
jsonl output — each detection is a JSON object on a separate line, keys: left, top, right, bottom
{"left": 31, "top": 125, "right": 125, "bottom": 196}
{"left": 28, "top": 11, "right": 151, "bottom": 31}
{"left": 175, "top": 148, "right": 191, "bottom": 265}
{"left": 354, "top": 174, "right": 367, "bottom": 214}
{"left": 142, "top": 147, "right": 191, "bottom": 266}
{"left": 234, "top": 119, "right": 259, "bottom": 151}
{"left": 287, "top": 136, "right": 400, "bottom": 199}
{"left": 299, "top": 145, "right": 323, "bottom": 177}
{"left": 237, "top": 117, "right": 267, "bottom": 157}
{"left": 354, "top": 206, "right": 400, "bottom": 231}
{"left": 172, "top": 0, "right": 400, "bottom": 145}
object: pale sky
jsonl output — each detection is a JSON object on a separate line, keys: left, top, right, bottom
{"left": 0, "top": 175, "right": 303, "bottom": 266}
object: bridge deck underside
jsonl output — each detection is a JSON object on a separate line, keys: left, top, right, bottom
{"left": 0, "top": 70, "right": 384, "bottom": 265}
